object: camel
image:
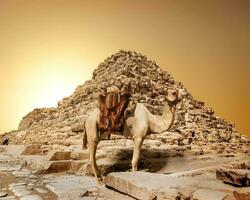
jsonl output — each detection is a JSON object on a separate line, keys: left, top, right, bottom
{"left": 82, "top": 87, "right": 178, "bottom": 183}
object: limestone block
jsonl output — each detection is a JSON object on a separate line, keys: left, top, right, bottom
{"left": 192, "top": 189, "right": 228, "bottom": 200}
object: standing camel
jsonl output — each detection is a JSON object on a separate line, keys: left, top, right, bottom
{"left": 83, "top": 88, "right": 178, "bottom": 183}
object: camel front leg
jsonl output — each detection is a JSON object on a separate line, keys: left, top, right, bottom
{"left": 132, "top": 136, "right": 144, "bottom": 172}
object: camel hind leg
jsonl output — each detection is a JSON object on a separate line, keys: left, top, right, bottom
{"left": 88, "top": 140, "right": 102, "bottom": 183}
{"left": 85, "top": 114, "right": 102, "bottom": 183}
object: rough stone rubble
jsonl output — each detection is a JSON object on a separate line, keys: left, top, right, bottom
{"left": 3, "top": 50, "right": 248, "bottom": 152}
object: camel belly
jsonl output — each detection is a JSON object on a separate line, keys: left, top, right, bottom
{"left": 98, "top": 131, "right": 125, "bottom": 140}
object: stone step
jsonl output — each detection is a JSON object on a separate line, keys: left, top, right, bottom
{"left": 21, "top": 145, "right": 56, "bottom": 156}
{"left": 21, "top": 149, "right": 88, "bottom": 174}
{"left": 47, "top": 151, "right": 72, "bottom": 161}
{"left": 105, "top": 172, "right": 165, "bottom": 200}
{"left": 23, "top": 148, "right": 48, "bottom": 155}
{"left": 35, "top": 160, "right": 87, "bottom": 174}
{"left": 45, "top": 161, "right": 72, "bottom": 173}
{"left": 1, "top": 145, "right": 26, "bottom": 157}
{"left": 104, "top": 171, "right": 249, "bottom": 200}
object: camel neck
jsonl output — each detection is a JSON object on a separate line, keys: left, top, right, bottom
{"left": 162, "top": 102, "right": 175, "bottom": 119}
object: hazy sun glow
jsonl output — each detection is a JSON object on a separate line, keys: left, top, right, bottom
{"left": 0, "top": 0, "right": 249, "bottom": 137}
{"left": 0, "top": 53, "right": 94, "bottom": 132}
{"left": 28, "top": 60, "right": 92, "bottom": 108}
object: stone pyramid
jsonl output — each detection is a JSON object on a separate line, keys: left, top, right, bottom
{"left": 6, "top": 50, "right": 249, "bottom": 148}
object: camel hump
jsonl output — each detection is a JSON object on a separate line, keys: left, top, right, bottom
{"left": 98, "top": 92, "right": 131, "bottom": 133}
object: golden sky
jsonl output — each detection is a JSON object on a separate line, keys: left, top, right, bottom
{"left": 0, "top": 0, "right": 249, "bottom": 137}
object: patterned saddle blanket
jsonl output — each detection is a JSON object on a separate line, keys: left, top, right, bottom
{"left": 98, "top": 92, "right": 131, "bottom": 133}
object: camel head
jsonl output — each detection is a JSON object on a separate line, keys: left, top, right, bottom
{"left": 166, "top": 89, "right": 179, "bottom": 104}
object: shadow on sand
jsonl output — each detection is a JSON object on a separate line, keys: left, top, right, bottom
{"left": 103, "top": 148, "right": 170, "bottom": 175}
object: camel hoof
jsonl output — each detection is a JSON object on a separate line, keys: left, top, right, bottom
{"left": 132, "top": 167, "right": 137, "bottom": 172}
{"left": 96, "top": 176, "right": 104, "bottom": 185}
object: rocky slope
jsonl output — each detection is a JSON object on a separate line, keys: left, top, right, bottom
{"left": 5, "top": 50, "right": 249, "bottom": 149}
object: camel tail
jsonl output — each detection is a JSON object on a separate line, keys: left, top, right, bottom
{"left": 82, "top": 120, "right": 87, "bottom": 149}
